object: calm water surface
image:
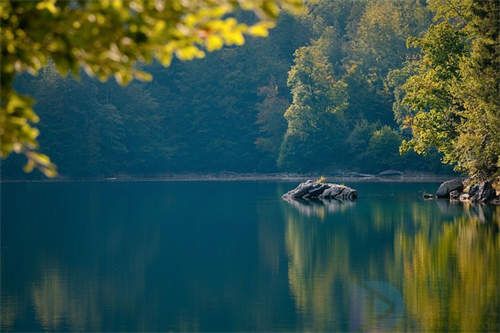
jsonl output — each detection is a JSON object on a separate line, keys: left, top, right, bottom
{"left": 1, "top": 181, "right": 499, "bottom": 332}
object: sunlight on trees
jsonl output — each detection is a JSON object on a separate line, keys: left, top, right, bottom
{"left": 278, "top": 0, "right": 433, "bottom": 173}
{"left": 0, "top": 0, "right": 303, "bottom": 176}
{"left": 395, "top": 0, "right": 499, "bottom": 180}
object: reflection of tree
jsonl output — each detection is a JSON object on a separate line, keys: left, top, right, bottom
{"left": 283, "top": 191, "right": 499, "bottom": 332}
{"left": 285, "top": 211, "right": 351, "bottom": 331}
{"left": 28, "top": 227, "right": 161, "bottom": 332}
{"left": 396, "top": 212, "right": 500, "bottom": 332}
{"left": 32, "top": 269, "right": 101, "bottom": 331}
{"left": 3, "top": 183, "right": 499, "bottom": 332}
{"left": 32, "top": 270, "right": 69, "bottom": 330}
{"left": 0, "top": 295, "right": 18, "bottom": 331}
{"left": 283, "top": 203, "right": 417, "bottom": 332}
{"left": 6, "top": 182, "right": 301, "bottom": 331}
{"left": 2, "top": 182, "right": 163, "bottom": 331}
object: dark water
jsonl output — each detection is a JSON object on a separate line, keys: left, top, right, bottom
{"left": 1, "top": 181, "right": 499, "bottom": 332}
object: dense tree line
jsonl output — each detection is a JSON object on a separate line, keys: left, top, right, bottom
{"left": 0, "top": 0, "right": 303, "bottom": 176}
{"left": 278, "top": 0, "right": 443, "bottom": 172}
{"left": 2, "top": 13, "right": 310, "bottom": 177}
{"left": 394, "top": 0, "right": 499, "bottom": 181}
{"left": 3, "top": 0, "right": 463, "bottom": 178}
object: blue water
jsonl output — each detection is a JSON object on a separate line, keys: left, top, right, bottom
{"left": 1, "top": 181, "right": 499, "bottom": 331}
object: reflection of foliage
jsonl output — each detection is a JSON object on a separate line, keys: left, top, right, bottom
{"left": 0, "top": 295, "right": 18, "bottom": 331}
{"left": 32, "top": 270, "right": 68, "bottom": 330}
{"left": 3, "top": 182, "right": 499, "bottom": 331}
{"left": 283, "top": 186, "right": 499, "bottom": 332}
{"left": 32, "top": 269, "right": 101, "bottom": 331}
{"left": 26, "top": 234, "right": 162, "bottom": 331}
{"left": 285, "top": 210, "right": 351, "bottom": 331}
{"left": 396, "top": 213, "right": 500, "bottom": 332}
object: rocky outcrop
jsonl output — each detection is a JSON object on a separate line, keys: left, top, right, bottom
{"left": 282, "top": 180, "right": 358, "bottom": 201}
{"left": 468, "top": 181, "right": 495, "bottom": 202}
{"left": 449, "top": 190, "right": 461, "bottom": 200}
{"left": 435, "top": 179, "right": 464, "bottom": 198}
{"left": 434, "top": 178, "right": 499, "bottom": 204}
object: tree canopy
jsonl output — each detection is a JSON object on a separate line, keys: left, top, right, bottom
{"left": 394, "top": 0, "right": 499, "bottom": 181}
{"left": 5, "top": 0, "right": 495, "bottom": 179}
{"left": 0, "top": 0, "right": 303, "bottom": 176}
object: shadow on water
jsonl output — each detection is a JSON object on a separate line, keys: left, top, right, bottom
{"left": 1, "top": 182, "right": 499, "bottom": 331}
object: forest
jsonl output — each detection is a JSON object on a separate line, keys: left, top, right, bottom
{"left": 1, "top": 0, "right": 497, "bottom": 179}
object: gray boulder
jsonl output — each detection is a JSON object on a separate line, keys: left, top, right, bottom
{"left": 283, "top": 180, "right": 357, "bottom": 201}
{"left": 286, "top": 179, "right": 316, "bottom": 198}
{"left": 449, "top": 190, "right": 461, "bottom": 200}
{"left": 436, "top": 179, "right": 463, "bottom": 198}
{"left": 470, "top": 181, "right": 495, "bottom": 202}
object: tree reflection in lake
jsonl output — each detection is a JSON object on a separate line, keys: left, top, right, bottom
{"left": 396, "top": 212, "right": 499, "bottom": 332}
{"left": 282, "top": 184, "right": 499, "bottom": 332}
{"left": 1, "top": 182, "right": 498, "bottom": 332}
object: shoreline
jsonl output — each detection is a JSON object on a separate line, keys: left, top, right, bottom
{"left": 0, "top": 173, "right": 453, "bottom": 183}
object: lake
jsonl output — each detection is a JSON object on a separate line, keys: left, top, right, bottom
{"left": 1, "top": 181, "right": 499, "bottom": 332}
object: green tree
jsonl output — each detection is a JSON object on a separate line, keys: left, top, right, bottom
{"left": 278, "top": 28, "right": 348, "bottom": 171}
{"left": 255, "top": 79, "right": 289, "bottom": 167}
{"left": 278, "top": 0, "right": 439, "bottom": 173}
{"left": 365, "top": 125, "right": 402, "bottom": 171}
{"left": 395, "top": 0, "right": 499, "bottom": 180}
{"left": 343, "top": 0, "right": 430, "bottom": 123}
{"left": 0, "top": 0, "right": 303, "bottom": 176}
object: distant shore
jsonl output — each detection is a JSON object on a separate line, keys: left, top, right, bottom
{"left": 1, "top": 172, "right": 453, "bottom": 183}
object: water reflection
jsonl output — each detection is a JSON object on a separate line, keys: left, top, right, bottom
{"left": 31, "top": 267, "right": 102, "bottom": 331}
{"left": 435, "top": 199, "right": 498, "bottom": 223}
{"left": 396, "top": 215, "right": 499, "bottom": 332}
{"left": 283, "top": 197, "right": 355, "bottom": 219}
{"left": 1, "top": 182, "right": 498, "bottom": 331}
{"left": 0, "top": 295, "right": 18, "bottom": 331}
{"left": 283, "top": 185, "right": 499, "bottom": 332}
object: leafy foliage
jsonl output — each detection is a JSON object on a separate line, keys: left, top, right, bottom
{"left": 395, "top": 0, "right": 499, "bottom": 180}
{"left": 1, "top": 0, "right": 465, "bottom": 178}
{"left": 0, "top": 0, "right": 303, "bottom": 176}
{"left": 278, "top": 0, "right": 440, "bottom": 173}
{"left": 278, "top": 28, "right": 349, "bottom": 171}
{"left": 255, "top": 79, "right": 289, "bottom": 166}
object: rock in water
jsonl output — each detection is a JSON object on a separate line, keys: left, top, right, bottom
{"left": 282, "top": 180, "right": 357, "bottom": 201}
{"left": 449, "top": 190, "right": 461, "bottom": 200}
{"left": 436, "top": 179, "right": 463, "bottom": 198}
{"left": 470, "top": 181, "right": 495, "bottom": 202}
